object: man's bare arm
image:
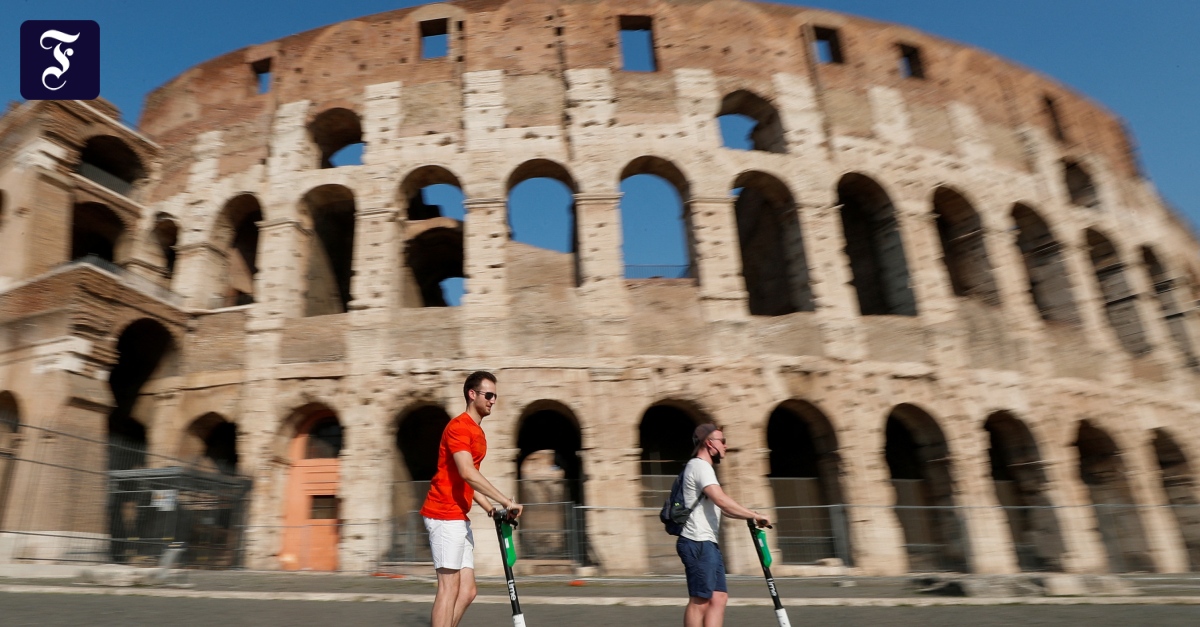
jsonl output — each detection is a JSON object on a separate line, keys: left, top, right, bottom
{"left": 453, "top": 450, "right": 524, "bottom": 517}
{"left": 702, "top": 484, "right": 770, "bottom": 527}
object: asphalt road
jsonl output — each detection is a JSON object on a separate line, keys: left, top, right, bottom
{"left": 1, "top": 594, "right": 1199, "bottom": 627}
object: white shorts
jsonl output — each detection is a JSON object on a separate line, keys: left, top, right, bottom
{"left": 424, "top": 517, "right": 474, "bottom": 570}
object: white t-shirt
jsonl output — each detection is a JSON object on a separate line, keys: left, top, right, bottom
{"left": 680, "top": 457, "right": 721, "bottom": 543}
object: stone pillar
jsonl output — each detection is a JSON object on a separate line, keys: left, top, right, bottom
{"left": 461, "top": 198, "right": 510, "bottom": 358}
{"left": 26, "top": 169, "right": 75, "bottom": 276}
{"left": 836, "top": 408, "right": 909, "bottom": 575}
{"left": 348, "top": 206, "right": 397, "bottom": 313}
{"left": 337, "top": 392, "right": 390, "bottom": 573}
{"left": 1059, "top": 240, "right": 1125, "bottom": 368}
{"left": 1124, "top": 437, "right": 1190, "bottom": 572}
{"left": 986, "top": 222, "right": 1057, "bottom": 379}
{"left": 173, "top": 242, "right": 227, "bottom": 309}
{"left": 954, "top": 428, "right": 1021, "bottom": 574}
{"left": 254, "top": 218, "right": 310, "bottom": 321}
{"left": 574, "top": 193, "right": 632, "bottom": 356}
{"left": 1041, "top": 440, "right": 1110, "bottom": 573}
{"left": 582, "top": 446, "right": 647, "bottom": 575}
{"left": 801, "top": 202, "right": 867, "bottom": 361}
{"left": 688, "top": 196, "right": 748, "bottom": 320}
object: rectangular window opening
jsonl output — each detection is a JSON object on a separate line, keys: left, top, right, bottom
{"left": 619, "top": 15, "right": 657, "bottom": 72}
{"left": 1044, "top": 95, "right": 1066, "bottom": 142}
{"left": 251, "top": 58, "right": 272, "bottom": 94}
{"left": 812, "top": 27, "right": 843, "bottom": 64}
{"left": 310, "top": 495, "right": 339, "bottom": 520}
{"left": 898, "top": 44, "right": 925, "bottom": 79}
{"left": 420, "top": 18, "right": 450, "bottom": 59}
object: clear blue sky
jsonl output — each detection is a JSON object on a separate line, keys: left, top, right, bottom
{"left": 5, "top": 1, "right": 1198, "bottom": 287}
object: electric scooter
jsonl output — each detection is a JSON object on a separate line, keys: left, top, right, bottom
{"left": 493, "top": 508, "right": 526, "bottom": 627}
{"left": 748, "top": 519, "right": 792, "bottom": 627}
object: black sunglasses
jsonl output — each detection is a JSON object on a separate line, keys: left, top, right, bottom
{"left": 474, "top": 390, "right": 498, "bottom": 401}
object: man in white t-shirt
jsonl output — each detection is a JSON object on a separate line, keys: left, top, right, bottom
{"left": 677, "top": 423, "right": 771, "bottom": 627}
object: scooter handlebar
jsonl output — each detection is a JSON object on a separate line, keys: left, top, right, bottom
{"left": 493, "top": 508, "right": 520, "bottom": 526}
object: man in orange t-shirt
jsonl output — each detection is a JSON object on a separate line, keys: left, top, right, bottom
{"left": 421, "top": 370, "right": 523, "bottom": 627}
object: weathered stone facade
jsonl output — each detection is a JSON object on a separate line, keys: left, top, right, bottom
{"left": 1, "top": 0, "right": 1199, "bottom": 576}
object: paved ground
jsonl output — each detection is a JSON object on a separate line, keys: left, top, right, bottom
{"left": 1, "top": 593, "right": 1200, "bottom": 627}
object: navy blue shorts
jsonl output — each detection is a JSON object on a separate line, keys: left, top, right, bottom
{"left": 676, "top": 537, "right": 727, "bottom": 599}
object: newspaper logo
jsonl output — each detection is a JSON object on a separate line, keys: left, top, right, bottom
{"left": 20, "top": 21, "right": 100, "bottom": 100}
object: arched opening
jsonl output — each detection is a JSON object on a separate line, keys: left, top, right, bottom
{"left": 215, "top": 194, "right": 263, "bottom": 307}
{"left": 933, "top": 187, "right": 999, "bottom": 305}
{"left": 390, "top": 405, "right": 451, "bottom": 563}
{"left": 884, "top": 404, "right": 966, "bottom": 571}
{"left": 506, "top": 160, "right": 580, "bottom": 288}
{"left": 732, "top": 172, "right": 813, "bottom": 315}
{"left": 619, "top": 157, "right": 693, "bottom": 280}
{"left": 280, "top": 407, "right": 344, "bottom": 571}
{"left": 1142, "top": 247, "right": 1198, "bottom": 368}
{"left": 639, "top": 401, "right": 706, "bottom": 571}
{"left": 1086, "top": 229, "right": 1150, "bottom": 355}
{"left": 1012, "top": 204, "right": 1080, "bottom": 325}
{"left": 1150, "top": 429, "right": 1200, "bottom": 570}
{"left": 153, "top": 214, "right": 179, "bottom": 280}
{"left": 1075, "top": 420, "right": 1152, "bottom": 572}
{"left": 516, "top": 403, "right": 584, "bottom": 563}
{"left": 78, "top": 135, "right": 144, "bottom": 196}
{"left": 838, "top": 174, "right": 917, "bottom": 316}
{"left": 301, "top": 185, "right": 356, "bottom": 316}
{"left": 309, "top": 107, "right": 364, "bottom": 168}
{"left": 717, "top": 90, "right": 787, "bottom": 153}
{"left": 181, "top": 413, "right": 239, "bottom": 475}
{"left": 767, "top": 401, "right": 846, "bottom": 564}
{"left": 0, "top": 392, "right": 20, "bottom": 528}
{"left": 399, "top": 167, "right": 466, "bottom": 306}
{"left": 71, "top": 202, "right": 125, "bottom": 263}
{"left": 984, "top": 411, "right": 1064, "bottom": 571}
{"left": 1063, "top": 160, "right": 1099, "bottom": 209}
{"left": 107, "top": 319, "right": 177, "bottom": 471}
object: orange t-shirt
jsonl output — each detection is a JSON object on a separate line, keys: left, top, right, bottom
{"left": 420, "top": 412, "right": 488, "bottom": 521}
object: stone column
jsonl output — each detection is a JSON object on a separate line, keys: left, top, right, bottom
{"left": 687, "top": 196, "right": 748, "bottom": 319}
{"left": 461, "top": 198, "right": 510, "bottom": 358}
{"left": 253, "top": 218, "right": 310, "bottom": 321}
{"left": 348, "top": 206, "right": 397, "bottom": 314}
{"left": 581, "top": 446, "right": 647, "bottom": 575}
{"left": 173, "top": 242, "right": 227, "bottom": 309}
{"left": 337, "top": 390, "right": 390, "bottom": 573}
{"left": 1058, "top": 240, "right": 1125, "bottom": 373}
{"left": 801, "top": 202, "right": 868, "bottom": 361}
{"left": 954, "top": 428, "right": 1021, "bottom": 574}
{"left": 26, "top": 169, "right": 75, "bottom": 276}
{"left": 1124, "top": 437, "right": 1189, "bottom": 572}
{"left": 574, "top": 193, "right": 632, "bottom": 356}
{"left": 836, "top": 406, "right": 909, "bottom": 575}
{"left": 1041, "top": 439, "right": 1110, "bottom": 573}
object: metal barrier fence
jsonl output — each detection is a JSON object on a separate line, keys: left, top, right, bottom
{"left": 0, "top": 422, "right": 250, "bottom": 568}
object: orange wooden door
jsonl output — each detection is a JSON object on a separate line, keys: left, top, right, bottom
{"left": 280, "top": 415, "right": 342, "bottom": 571}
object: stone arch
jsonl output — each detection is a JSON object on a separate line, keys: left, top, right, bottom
{"left": 1150, "top": 428, "right": 1200, "bottom": 570}
{"left": 152, "top": 213, "right": 180, "bottom": 280}
{"left": 837, "top": 173, "right": 917, "bottom": 316}
{"left": 1063, "top": 159, "right": 1099, "bottom": 209}
{"left": 0, "top": 392, "right": 21, "bottom": 528}
{"left": 717, "top": 89, "right": 787, "bottom": 153}
{"left": 398, "top": 165, "right": 465, "bottom": 220}
{"left": 399, "top": 166, "right": 465, "bottom": 306}
{"left": 389, "top": 403, "right": 451, "bottom": 562}
{"left": 405, "top": 223, "right": 463, "bottom": 307}
{"left": 214, "top": 194, "right": 263, "bottom": 307}
{"left": 279, "top": 404, "right": 344, "bottom": 571}
{"left": 1074, "top": 419, "right": 1152, "bottom": 572}
{"left": 619, "top": 156, "right": 694, "bottom": 279}
{"left": 638, "top": 399, "right": 710, "bottom": 571}
{"left": 732, "top": 171, "right": 813, "bottom": 315}
{"left": 308, "top": 107, "right": 364, "bottom": 168}
{"left": 1142, "top": 246, "right": 1198, "bottom": 367}
{"left": 516, "top": 401, "right": 585, "bottom": 562}
{"left": 71, "top": 202, "right": 126, "bottom": 264}
{"left": 1086, "top": 228, "right": 1150, "bottom": 355}
{"left": 300, "top": 184, "right": 356, "bottom": 315}
{"left": 767, "top": 400, "right": 846, "bottom": 564}
{"left": 77, "top": 135, "right": 146, "bottom": 196}
{"left": 932, "top": 187, "right": 999, "bottom": 304}
{"left": 107, "top": 318, "right": 178, "bottom": 471}
{"left": 506, "top": 159, "right": 581, "bottom": 288}
{"left": 1012, "top": 204, "right": 1080, "bottom": 325}
{"left": 181, "top": 412, "right": 239, "bottom": 475}
{"left": 884, "top": 403, "right": 967, "bottom": 571}
{"left": 984, "top": 411, "right": 1064, "bottom": 571}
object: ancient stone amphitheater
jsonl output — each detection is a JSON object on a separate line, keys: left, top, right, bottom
{"left": 0, "top": 0, "right": 1198, "bottom": 577}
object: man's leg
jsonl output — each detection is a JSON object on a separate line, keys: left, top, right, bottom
{"left": 432, "top": 568, "right": 461, "bottom": 627}
{"left": 703, "top": 590, "right": 728, "bottom": 627}
{"left": 685, "top": 596, "right": 710, "bottom": 627}
{"left": 450, "top": 567, "right": 477, "bottom": 627}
